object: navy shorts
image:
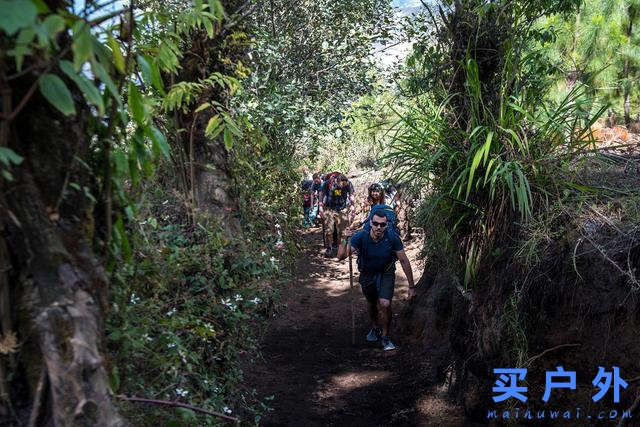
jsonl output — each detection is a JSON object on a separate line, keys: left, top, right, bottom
{"left": 359, "top": 270, "right": 395, "bottom": 303}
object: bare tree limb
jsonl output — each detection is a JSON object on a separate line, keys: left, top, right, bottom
{"left": 525, "top": 343, "right": 581, "bottom": 366}
{"left": 117, "top": 395, "right": 239, "bottom": 423}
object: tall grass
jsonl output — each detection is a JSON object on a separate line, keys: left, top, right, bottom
{"left": 386, "top": 56, "right": 606, "bottom": 286}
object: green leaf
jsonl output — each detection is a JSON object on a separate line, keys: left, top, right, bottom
{"left": 137, "top": 55, "right": 153, "bottom": 88}
{"left": 38, "top": 73, "right": 76, "bottom": 116}
{"left": 92, "top": 61, "right": 121, "bottom": 106}
{"left": 0, "top": 146, "right": 24, "bottom": 166}
{"left": 128, "top": 149, "right": 139, "bottom": 186}
{"left": 124, "top": 205, "right": 134, "bottom": 220}
{"left": 8, "top": 27, "right": 36, "bottom": 70}
{"left": 92, "top": 37, "right": 112, "bottom": 70}
{"left": 7, "top": 44, "right": 32, "bottom": 72}
{"left": 195, "top": 102, "right": 210, "bottom": 113}
{"left": 208, "top": 0, "right": 224, "bottom": 19}
{"left": 114, "top": 216, "right": 132, "bottom": 261}
{"left": 145, "top": 125, "right": 171, "bottom": 159}
{"left": 107, "top": 35, "right": 126, "bottom": 74}
{"left": 0, "top": 0, "right": 37, "bottom": 35}
{"left": 205, "top": 115, "right": 223, "bottom": 138}
{"left": 72, "top": 22, "right": 94, "bottom": 70}
{"left": 222, "top": 112, "right": 242, "bottom": 136}
{"left": 150, "top": 59, "right": 165, "bottom": 95}
{"left": 59, "top": 60, "right": 105, "bottom": 115}
{"left": 109, "top": 366, "right": 120, "bottom": 393}
{"left": 223, "top": 127, "right": 233, "bottom": 151}
{"left": 42, "top": 14, "right": 65, "bottom": 39}
{"left": 112, "top": 149, "right": 127, "bottom": 176}
{"left": 203, "top": 16, "right": 213, "bottom": 37}
{"left": 128, "top": 83, "right": 145, "bottom": 124}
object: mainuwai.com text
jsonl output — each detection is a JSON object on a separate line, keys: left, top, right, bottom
{"left": 487, "top": 407, "right": 632, "bottom": 421}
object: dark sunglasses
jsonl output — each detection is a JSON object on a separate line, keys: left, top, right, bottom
{"left": 371, "top": 220, "right": 387, "bottom": 228}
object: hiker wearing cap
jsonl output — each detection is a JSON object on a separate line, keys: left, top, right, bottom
{"left": 337, "top": 210, "right": 415, "bottom": 351}
{"left": 319, "top": 173, "right": 354, "bottom": 257}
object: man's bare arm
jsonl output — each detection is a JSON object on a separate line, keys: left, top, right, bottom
{"left": 337, "top": 229, "right": 356, "bottom": 260}
{"left": 395, "top": 250, "right": 415, "bottom": 290}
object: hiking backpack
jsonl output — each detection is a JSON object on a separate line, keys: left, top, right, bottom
{"left": 322, "top": 171, "right": 342, "bottom": 205}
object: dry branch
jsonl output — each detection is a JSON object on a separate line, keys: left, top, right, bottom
{"left": 117, "top": 395, "right": 239, "bottom": 423}
{"left": 525, "top": 343, "right": 581, "bottom": 366}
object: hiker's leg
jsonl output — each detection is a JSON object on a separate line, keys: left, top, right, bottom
{"left": 309, "top": 205, "right": 318, "bottom": 224}
{"left": 335, "top": 210, "right": 349, "bottom": 245}
{"left": 303, "top": 207, "right": 311, "bottom": 227}
{"left": 360, "top": 275, "right": 379, "bottom": 328}
{"left": 367, "top": 299, "right": 379, "bottom": 327}
{"left": 323, "top": 211, "right": 335, "bottom": 248}
{"left": 377, "top": 273, "right": 396, "bottom": 337}
{"left": 332, "top": 222, "right": 338, "bottom": 247}
{"left": 378, "top": 298, "right": 392, "bottom": 337}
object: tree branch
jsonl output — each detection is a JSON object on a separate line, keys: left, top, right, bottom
{"left": 116, "top": 395, "right": 239, "bottom": 423}
{"left": 525, "top": 343, "right": 581, "bottom": 366}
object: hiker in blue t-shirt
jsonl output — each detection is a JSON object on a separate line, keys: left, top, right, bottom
{"left": 337, "top": 211, "right": 415, "bottom": 351}
{"left": 302, "top": 173, "right": 323, "bottom": 227}
{"left": 310, "top": 173, "right": 323, "bottom": 226}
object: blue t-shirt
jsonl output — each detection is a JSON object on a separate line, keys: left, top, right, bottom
{"left": 351, "top": 229, "right": 403, "bottom": 273}
{"left": 311, "top": 182, "right": 322, "bottom": 205}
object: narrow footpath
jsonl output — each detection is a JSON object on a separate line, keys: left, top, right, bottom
{"left": 244, "top": 228, "right": 465, "bottom": 426}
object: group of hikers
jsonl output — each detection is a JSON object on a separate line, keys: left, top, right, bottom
{"left": 300, "top": 172, "right": 416, "bottom": 351}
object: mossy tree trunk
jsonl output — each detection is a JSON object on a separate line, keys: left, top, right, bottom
{"left": 172, "top": 0, "right": 249, "bottom": 236}
{"left": 1, "top": 22, "right": 123, "bottom": 427}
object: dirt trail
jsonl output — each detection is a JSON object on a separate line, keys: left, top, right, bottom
{"left": 244, "top": 229, "right": 465, "bottom": 426}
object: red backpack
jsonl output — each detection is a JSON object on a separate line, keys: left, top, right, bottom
{"left": 324, "top": 171, "right": 341, "bottom": 192}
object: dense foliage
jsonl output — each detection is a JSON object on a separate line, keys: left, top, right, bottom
{"left": 2, "top": 0, "right": 640, "bottom": 424}
{"left": 0, "top": 0, "right": 394, "bottom": 424}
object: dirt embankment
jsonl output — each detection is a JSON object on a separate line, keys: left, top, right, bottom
{"left": 402, "top": 152, "right": 640, "bottom": 425}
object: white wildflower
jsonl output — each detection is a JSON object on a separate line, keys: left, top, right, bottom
{"left": 167, "top": 342, "right": 176, "bottom": 349}
{"left": 130, "top": 293, "right": 140, "bottom": 305}
{"left": 223, "top": 406, "right": 232, "bottom": 414}
{"left": 275, "top": 223, "right": 281, "bottom": 229}
{"left": 175, "top": 388, "right": 188, "bottom": 397}
{"left": 166, "top": 308, "right": 176, "bottom": 316}
{"left": 261, "top": 251, "right": 266, "bottom": 256}
{"left": 269, "top": 256, "right": 276, "bottom": 264}
{"left": 250, "top": 297, "right": 261, "bottom": 304}
{"left": 234, "top": 294, "right": 243, "bottom": 302}
{"left": 220, "top": 298, "right": 236, "bottom": 311}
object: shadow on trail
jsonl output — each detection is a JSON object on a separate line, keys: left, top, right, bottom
{"left": 243, "top": 229, "right": 466, "bottom": 426}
